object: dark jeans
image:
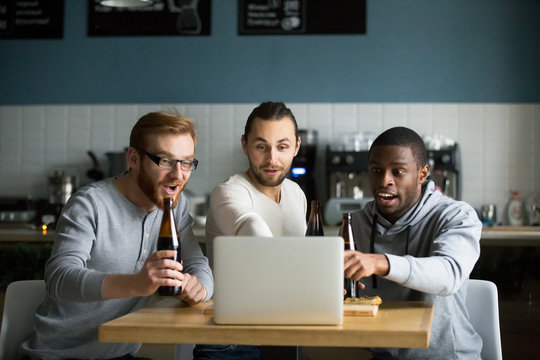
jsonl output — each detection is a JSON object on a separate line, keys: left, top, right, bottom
{"left": 193, "top": 345, "right": 261, "bottom": 360}
{"left": 21, "top": 356, "right": 151, "bottom": 360}
{"left": 108, "top": 356, "right": 152, "bottom": 360}
{"left": 193, "top": 345, "right": 308, "bottom": 360}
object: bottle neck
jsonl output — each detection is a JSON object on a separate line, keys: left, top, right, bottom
{"left": 164, "top": 197, "right": 173, "bottom": 211}
{"left": 308, "top": 201, "right": 322, "bottom": 220}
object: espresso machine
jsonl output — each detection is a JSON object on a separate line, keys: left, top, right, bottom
{"left": 325, "top": 147, "right": 373, "bottom": 226}
{"left": 427, "top": 143, "right": 461, "bottom": 200}
{"left": 287, "top": 129, "right": 318, "bottom": 214}
{"left": 324, "top": 135, "right": 461, "bottom": 225}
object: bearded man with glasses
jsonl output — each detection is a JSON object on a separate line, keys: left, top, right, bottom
{"left": 21, "top": 112, "right": 213, "bottom": 360}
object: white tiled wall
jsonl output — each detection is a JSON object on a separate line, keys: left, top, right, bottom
{"left": 1, "top": 103, "right": 538, "bottom": 224}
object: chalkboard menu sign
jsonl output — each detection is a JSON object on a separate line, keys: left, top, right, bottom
{"left": 88, "top": 0, "right": 211, "bottom": 36}
{"left": 0, "top": 0, "right": 64, "bottom": 39}
{"left": 239, "top": 0, "right": 366, "bottom": 35}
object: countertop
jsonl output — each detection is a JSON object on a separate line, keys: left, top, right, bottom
{"left": 1, "top": 225, "right": 539, "bottom": 247}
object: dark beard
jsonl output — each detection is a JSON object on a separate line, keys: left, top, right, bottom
{"left": 248, "top": 161, "right": 290, "bottom": 187}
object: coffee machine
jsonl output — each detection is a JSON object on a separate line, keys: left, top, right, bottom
{"left": 324, "top": 136, "right": 461, "bottom": 225}
{"left": 427, "top": 143, "right": 461, "bottom": 200}
{"left": 325, "top": 147, "right": 373, "bottom": 226}
{"left": 287, "top": 129, "right": 318, "bottom": 211}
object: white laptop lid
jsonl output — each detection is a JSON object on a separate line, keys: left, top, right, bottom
{"left": 213, "top": 236, "right": 344, "bottom": 325}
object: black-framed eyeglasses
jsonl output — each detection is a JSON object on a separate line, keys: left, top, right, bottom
{"left": 142, "top": 150, "right": 198, "bottom": 171}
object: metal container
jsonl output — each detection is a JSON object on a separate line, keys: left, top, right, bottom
{"left": 48, "top": 171, "right": 77, "bottom": 205}
{"left": 106, "top": 149, "right": 128, "bottom": 177}
{"left": 324, "top": 197, "right": 373, "bottom": 226}
{"left": 481, "top": 204, "right": 497, "bottom": 226}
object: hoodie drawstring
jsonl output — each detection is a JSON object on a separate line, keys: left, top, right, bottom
{"left": 369, "top": 217, "right": 412, "bottom": 289}
{"left": 370, "top": 215, "right": 378, "bottom": 289}
{"left": 405, "top": 225, "right": 411, "bottom": 255}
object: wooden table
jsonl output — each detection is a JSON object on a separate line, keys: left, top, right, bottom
{"left": 99, "top": 298, "right": 434, "bottom": 352}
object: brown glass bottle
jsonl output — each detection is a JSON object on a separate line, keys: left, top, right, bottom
{"left": 340, "top": 212, "right": 357, "bottom": 299}
{"left": 305, "top": 200, "right": 325, "bottom": 236}
{"left": 156, "top": 197, "right": 182, "bottom": 296}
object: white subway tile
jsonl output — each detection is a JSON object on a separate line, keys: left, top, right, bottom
{"left": 233, "top": 104, "right": 255, "bottom": 122}
{"left": 22, "top": 106, "right": 45, "bottom": 125}
{"left": 185, "top": 104, "right": 210, "bottom": 117}
{"left": 433, "top": 104, "right": 459, "bottom": 119}
{"left": 0, "top": 119, "right": 22, "bottom": 141}
{"left": 133, "top": 104, "right": 153, "bottom": 119}
{"left": 45, "top": 150, "right": 68, "bottom": 165}
{"left": 382, "top": 118, "right": 408, "bottom": 130}
{"left": 356, "top": 104, "right": 383, "bottom": 134}
{"left": 0, "top": 106, "right": 22, "bottom": 122}
{"left": 289, "top": 103, "right": 308, "bottom": 129}
{"left": 0, "top": 102, "right": 538, "bottom": 212}
{"left": 509, "top": 104, "right": 534, "bottom": 121}
{"left": 458, "top": 105, "right": 484, "bottom": 129}
{"left": 316, "top": 127, "right": 334, "bottom": 146}
{"left": 0, "top": 149, "right": 22, "bottom": 176}
{"left": 382, "top": 103, "right": 407, "bottom": 118}
{"left": 408, "top": 118, "right": 433, "bottom": 138}
{"left": 22, "top": 141, "right": 45, "bottom": 166}
{"left": 333, "top": 104, "right": 357, "bottom": 125}
{"left": 381, "top": 104, "right": 407, "bottom": 129}
{"left": 357, "top": 103, "right": 382, "bottom": 119}
{"left": 114, "top": 106, "right": 138, "bottom": 149}
{"left": 45, "top": 105, "right": 68, "bottom": 121}
{"left": 68, "top": 105, "right": 91, "bottom": 124}
{"left": 307, "top": 103, "right": 332, "bottom": 129}
{"left": 408, "top": 104, "right": 432, "bottom": 118}
{"left": 484, "top": 104, "right": 509, "bottom": 122}
{"left": 210, "top": 119, "right": 235, "bottom": 145}
{"left": 211, "top": 104, "right": 234, "bottom": 119}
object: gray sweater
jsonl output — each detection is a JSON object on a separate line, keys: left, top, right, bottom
{"left": 21, "top": 178, "right": 214, "bottom": 360}
{"left": 351, "top": 181, "right": 482, "bottom": 360}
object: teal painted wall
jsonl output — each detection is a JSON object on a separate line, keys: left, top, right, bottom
{"left": 1, "top": 0, "right": 539, "bottom": 104}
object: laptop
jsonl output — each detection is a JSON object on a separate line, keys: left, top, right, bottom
{"left": 213, "top": 235, "right": 344, "bottom": 325}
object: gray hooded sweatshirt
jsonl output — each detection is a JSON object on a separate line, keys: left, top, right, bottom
{"left": 351, "top": 180, "right": 482, "bottom": 360}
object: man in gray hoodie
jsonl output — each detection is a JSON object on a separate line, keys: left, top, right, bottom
{"left": 345, "top": 126, "right": 482, "bottom": 359}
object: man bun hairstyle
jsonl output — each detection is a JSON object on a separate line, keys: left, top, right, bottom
{"left": 243, "top": 101, "right": 299, "bottom": 142}
{"left": 370, "top": 126, "right": 427, "bottom": 169}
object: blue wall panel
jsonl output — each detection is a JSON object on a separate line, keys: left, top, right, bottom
{"left": 0, "top": 0, "right": 538, "bottom": 104}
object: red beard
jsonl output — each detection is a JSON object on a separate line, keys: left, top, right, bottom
{"left": 137, "top": 167, "right": 185, "bottom": 209}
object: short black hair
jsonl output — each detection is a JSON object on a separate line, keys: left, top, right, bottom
{"left": 369, "top": 126, "right": 427, "bottom": 168}
{"left": 243, "top": 101, "right": 299, "bottom": 142}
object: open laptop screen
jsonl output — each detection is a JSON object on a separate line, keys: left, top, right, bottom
{"left": 213, "top": 236, "right": 344, "bottom": 325}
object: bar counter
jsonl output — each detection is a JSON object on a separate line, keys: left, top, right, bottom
{"left": 1, "top": 225, "right": 539, "bottom": 246}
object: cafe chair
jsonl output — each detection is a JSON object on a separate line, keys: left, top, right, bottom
{"left": 465, "top": 279, "right": 503, "bottom": 360}
{"left": 174, "top": 343, "right": 195, "bottom": 360}
{"left": 0, "top": 280, "right": 46, "bottom": 360}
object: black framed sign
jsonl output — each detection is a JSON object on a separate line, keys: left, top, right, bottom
{"left": 239, "top": 0, "right": 366, "bottom": 35}
{"left": 0, "top": 0, "right": 64, "bottom": 39}
{"left": 239, "top": 0, "right": 306, "bottom": 35}
{"left": 88, "top": 0, "right": 211, "bottom": 36}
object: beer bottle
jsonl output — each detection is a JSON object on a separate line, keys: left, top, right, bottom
{"left": 156, "top": 197, "right": 182, "bottom": 296}
{"left": 305, "top": 200, "right": 325, "bottom": 236}
{"left": 340, "top": 212, "right": 357, "bottom": 299}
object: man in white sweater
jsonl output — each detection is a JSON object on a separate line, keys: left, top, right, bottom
{"left": 205, "top": 101, "right": 307, "bottom": 266}
{"left": 197, "top": 101, "right": 307, "bottom": 360}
